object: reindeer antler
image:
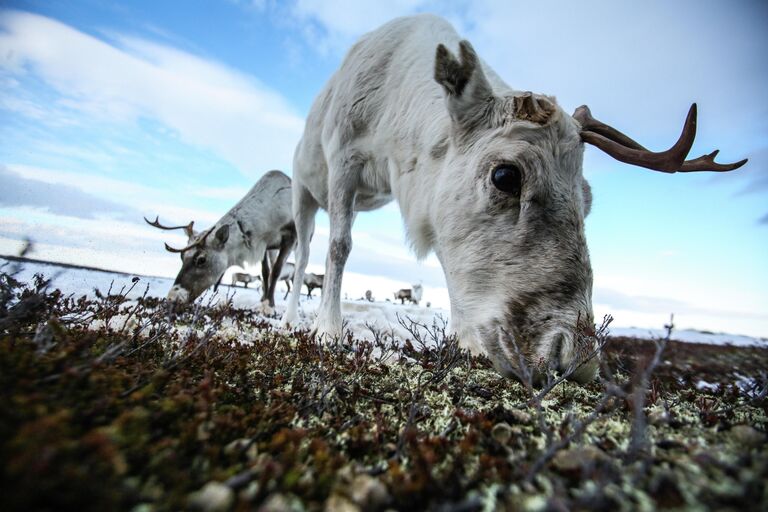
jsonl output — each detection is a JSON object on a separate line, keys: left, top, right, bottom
{"left": 573, "top": 104, "right": 747, "bottom": 173}
{"left": 164, "top": 227, "right": 214, "bottom": 254}
{"left": 144, "top": 216, "right": 196, "bottom": 237}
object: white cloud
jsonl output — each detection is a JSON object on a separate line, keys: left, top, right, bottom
{"left": 190, "top": 185, "right": 252, "bottom": 202}
{"left": 288, "top": 0, "right": 468, "bottom": 55}
{"left": 292, "top": 0, "right": 423, "bottom": 37}
{"left": 0, "top": 165, "right": 142, "bottom": 220}
{"left": 0, "top": 9, "right": 304, "bottom": 175}
{"left": 3, "top": 163, "right": 223, "bottom": 226}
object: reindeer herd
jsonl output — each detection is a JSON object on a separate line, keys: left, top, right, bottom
{"left": 145, "top": 170, "right": 420, "bottom": 307}
{"left": 145, "top": 14, "right": 745, "bottom": 383}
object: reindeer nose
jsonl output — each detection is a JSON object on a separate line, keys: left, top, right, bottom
{"left": 167, "top": 285, "right": 190, "bottom": 302}
{"left": 552, "top": 330, "right": 599, "bottom": 384}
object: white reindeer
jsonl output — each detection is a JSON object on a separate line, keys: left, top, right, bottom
{"left": 147, "top": 170, "right": 295, "bottom": 310}
{"left": 274, "top": 262, "right": 323, "bottom": 300}
{"left": 282, "top": 15, "right": 745, "bottom": 382}
{"left": 394, "top": 283, "right": 423, "bottom": 305}
{"left": 303, "top": 273, "right": 324, "bottom": 298}
{"left": 231, "top": 272, "right": 258, "bottom": 288}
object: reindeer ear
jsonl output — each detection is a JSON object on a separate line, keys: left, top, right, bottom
{"left": 213, "top": 224, "right": 230, "bottom": 249}
{"left": 183, "top": 221, "right": 195, "bottom": 239}
{"left": 434, "top": 40, "right": 493, "bottom": 128}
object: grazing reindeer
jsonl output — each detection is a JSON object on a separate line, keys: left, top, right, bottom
{"left": 147, "top": 170, "right": 296, "bottom": 309}
{"left": 303, "top": 273, "right": 324, "bottom": 298}
{"left": 394, "top": 283, "right": 423, "bottom": 305}
{"left": 394, "top": 289, "right": 413, "bottom": 305}
{"left": 272, "top": 261, "right": 322, "bottom": 300}
{"left": 231, "top": 272, "right": 258, "bottom": 288}
{"left": 282, "top": 15, "right": 746, "bottom": 382}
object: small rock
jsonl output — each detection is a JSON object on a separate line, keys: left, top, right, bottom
{"left": 224, "top": 438, "right": 257, "bottom": 459}
{"left": 522, "top": 494, "right": 547, "bottom": 512}
{"left": 510, "top": 409, "right": 532, "bottom": 425}
{"left": 647, "top": 405, "right": 669, "bottom": 426}
{"left": 552, "top": 445, "right": 607, "bottom": 473}
{"left": 730, "top": 425, "right": 766, "bottom": 448}
{"left": 491, "top": 422, "right": 513, "bottom": 445}
{"left": 188, "top": 482, "right": 234, "bottom": 512}
{"left": 239, "top": 481, "right": 260, "bottom": 502}
{"left": 259, "top": 493, "right": 303, "bottom": 512}
{"left": 349, "top": 474, "right": 388, "bottom": 509}
{"left": 383, "top": 442, "right": 397, "bottom": 456}
{"left": 469, "top": 384, "right": 493, "bottom": 399}
{"left": 197, "top": 421, "right": 214, "bottom": 441}
{"left": 324, "top": 494, "right": 359, "bottom": 512}
{"left": 656, "top": 438, "right": 687, "bottom": 451}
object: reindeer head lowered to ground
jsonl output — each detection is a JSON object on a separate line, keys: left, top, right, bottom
{"left": 429, "top": 42, "right": 744, "bottom": 382}
{"left": 146, "top": 170, "right": 296, "bottom": 307}
{"left": 282, "top": 15, "right": 746, "bottom": 383}
{"left": 145, "top": 216, "right": 237, "bottom": 302}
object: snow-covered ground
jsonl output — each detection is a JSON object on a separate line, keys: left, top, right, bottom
{"left": 2, "top": 256, "right": 766, "bottom": 348}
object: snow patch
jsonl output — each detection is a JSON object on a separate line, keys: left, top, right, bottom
{"left": 3, "top": 257, "right": 765, "bottom": 347}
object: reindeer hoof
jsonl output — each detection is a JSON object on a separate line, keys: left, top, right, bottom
{"left": 256, "top": 300, "right": 275, "bottom": 316}
{"left": 311, "top": 319, "right": 343, "bottom": 342}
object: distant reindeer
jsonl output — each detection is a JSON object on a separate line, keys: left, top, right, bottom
{"left": 304, "top": 273, "right": 323, "bottom": 298}
{"left": 364, "top": 290, "right": 374, "bottom": 302}
{"left": 273, "top": 261, "right": 322, "bottom": 300}
{"left": 146, "top": 170, "right": 295, "bottom": 310}
{"left": 281, "top": 265, "right": 323, "bottom": 299}
{"left": 231, "top": 272, "right": 258, "bottom": 288}
{"left": 282, "top": 14, "right": 745, "bottom": 384}
{"left": 394, "top": 283, "right": 423, "bottom": 305}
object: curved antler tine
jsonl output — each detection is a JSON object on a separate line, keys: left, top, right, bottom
{"left": 145, "top": 215, "right": 196, "bottom": 231}
{"left": 183, "top": 221, "right": 195, "bottom": 238}
{"left": 678, "top": 149, "right": 748, "bottom": 172}
{"left": 577, "top": 104, "right": 698, "bottom": 173}
{"left": 199, "top": 227, "right": 213, "bottom": 245}
{"left": 573, "top": 105, "right": 647, "bottom": 151}
{"left": 162, "top": 226, "right": 213, "bottom": 254}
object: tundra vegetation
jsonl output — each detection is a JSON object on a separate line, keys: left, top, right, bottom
{"left": 1, "top": 260, "right": 766, "bottom": 511}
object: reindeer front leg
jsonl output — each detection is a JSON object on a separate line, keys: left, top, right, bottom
{"left": 282, "top": 183, "right": 318, "bottom": 327}
{"left": 313, "top": 160, "right": 358, "bottom": 340}
{"left": 266, "top": 231, "right": 295, "bottom": 309}
{"left": 259, "top": 252, "right": 270, "bottom": 304}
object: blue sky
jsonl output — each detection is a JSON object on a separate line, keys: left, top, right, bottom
{"left": 1, "top": 0, "right": 766, "bottom": 336}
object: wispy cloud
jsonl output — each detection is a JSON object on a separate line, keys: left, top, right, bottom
{"left": 0, "top": 165, "right": 141, "bottom": 221}
{"left": 3, "top": 163, "right": 221, "bottom": 226}
{"left": 0, "top": 9, "right": 304, "bottom": 175}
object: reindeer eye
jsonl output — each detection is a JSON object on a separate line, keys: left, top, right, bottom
{"left": 491, "top": 165, "right": 522, "bottom": 196}
{"left": 195, "top": 255, "right": 207, "bottom": 267}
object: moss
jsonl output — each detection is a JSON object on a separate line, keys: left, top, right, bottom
{"left": 0, "top": 273, "right": 766, "bottom": 511}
